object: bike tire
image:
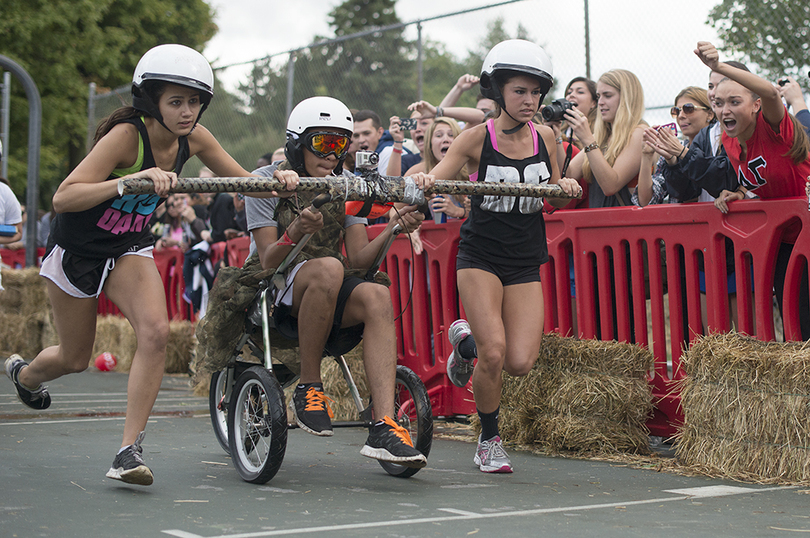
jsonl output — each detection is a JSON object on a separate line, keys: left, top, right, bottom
{"left": 209, "top": 370, "right": 230, "bottom": 453}
{"left": 227, "top": 366, "right": 288, "bottom": 484}
{"left": 378, "top": 365, "right": 433, "bottom": 478}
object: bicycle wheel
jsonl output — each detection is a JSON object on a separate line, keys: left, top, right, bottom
{"left": 379, "top": 365, "right": 433, "bottom": 478}
{"left": 227, "top": 366, "right": 288, "bottom": 484}
{"left": 209, "top": 370, "right": 230, "bottom": 453}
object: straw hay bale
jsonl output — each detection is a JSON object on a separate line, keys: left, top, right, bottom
{"left": 472, "top": 333, "right": 654, "bottom": 455}
{"left": 165, "top": 321, "right": 196, "bottom": 374}
{"left": 0, "top": 267, "right": 49, "bottom": 317}
{"left": 0, "top": 311, "right": 47, "bottom": 360}
{"left": 92, "top": 315, "right": 137, "bottom": 371}
{"left": 677, "top": 332, "right": 810, "bottom": 484}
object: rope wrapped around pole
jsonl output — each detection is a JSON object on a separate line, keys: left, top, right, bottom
{"left": 118, "top": 175, "right": 581, "bottom": 203}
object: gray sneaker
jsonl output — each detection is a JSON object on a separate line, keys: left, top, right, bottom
{"left": 446, "top": 319, "right": 476, "bottom": 387}
{"left": 474, "top": 435, "right": 513, "bottom": 473}
{"left": 106, "top": 431, "right": 153, "bottom": 485}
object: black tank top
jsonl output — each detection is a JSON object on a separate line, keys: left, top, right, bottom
{"left": 49, "top": 117, "right": 190, "bottom": 259}
{"left": 458, "top": 120, "right": 550, "bottom": 266}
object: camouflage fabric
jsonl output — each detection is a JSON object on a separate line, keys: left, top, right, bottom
{"left": 192, "top": 181, "right": 391, "bottom": 385}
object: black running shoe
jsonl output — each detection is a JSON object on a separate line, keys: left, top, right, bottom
{"left": 106, "top": 431, "right": 153, "bottom": 485}
{"left": 291, "top": 383, "right": 334, "bottom": 436}
{"left": 5, "top": 355, "right": 51, "bottom": 410}
{"left": 360, "top": 416, "right": 427, "bottom": 468}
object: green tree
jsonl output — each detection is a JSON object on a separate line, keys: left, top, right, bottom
{"left": 0, "top": 0, "right": 216, "bottom": 204}
{"left": 298, "top": 0, "right": 418, "bottom": 117}
{"left": 709, "top": 0, "right": 810, "bottom": 80}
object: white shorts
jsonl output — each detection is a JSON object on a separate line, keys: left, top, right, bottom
{"left": 40, "top": 245, "right": 154, "bottom": 299}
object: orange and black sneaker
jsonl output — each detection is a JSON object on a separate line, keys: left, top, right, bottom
{"left": 291, "top": 382, "right": 334, "bottom": 436}
{"left": 360, "top": 416, "right": 427, "bottom": 468}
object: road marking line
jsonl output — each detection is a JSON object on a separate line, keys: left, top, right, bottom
{"left": 438, "top": 508, "right": 480, "bottom": 516}
{"left": 162, "top": 484, "right": 797, "bottom": 538}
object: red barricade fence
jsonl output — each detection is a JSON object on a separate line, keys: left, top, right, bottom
{"left": 370, "top": 198, "right": 810, "bottom": 436}
{"left": 9, "top": 200, "right": 806, "bottom": 435}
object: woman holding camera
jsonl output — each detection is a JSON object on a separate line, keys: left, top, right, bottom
{"left": 564, "top": 69, "right": 647, "bottom": 208}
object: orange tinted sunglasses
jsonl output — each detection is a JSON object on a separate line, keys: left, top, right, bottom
{"left": 305, "top": 131, "right": 350, "bottom": 158}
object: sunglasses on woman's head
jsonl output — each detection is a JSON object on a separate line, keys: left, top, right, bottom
{"left": 670, "top": 103, "right": 710, "bottom": 117}
{"left": 305, "top": 131, "right": 350, "bottom": 159}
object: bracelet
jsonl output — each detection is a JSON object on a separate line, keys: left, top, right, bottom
{"left": 392, "top": 147, "right": 403, "bottom": 154}
{"left": 277, "top": 230, "right": 297, "bottom": 247}
{"left": 678, "top": 147, "right": 686, "bottom": 160}
{"left": 436, "top": 106, "right": 444, "bottom": 118}
{"left": 555, "top": 136, "right": 563, "bottom": 144}
{"left": 583, "top": 142, "right": 600, "bottom": 153}
{"left": 393, "top": 140, "right": 403, "bottom": 146}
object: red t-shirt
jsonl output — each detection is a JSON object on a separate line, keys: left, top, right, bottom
{"left": 722, "top": 107, "right": 810, "bottom": 200}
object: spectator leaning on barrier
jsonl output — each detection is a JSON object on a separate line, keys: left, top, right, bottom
{"left": 413, "top": 39, "right": 581, "bottom": 474}
{"left": 3, "top": 44, "right": 259, "bottom": 486}
{"left": 698, "top": 41, "right": 810, "bottom": 339}
{"left": 245, "top": 96, "right": 428, "bottom": 468}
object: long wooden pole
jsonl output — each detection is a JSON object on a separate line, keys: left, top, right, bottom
{"left": 118, "top": 176, "right": 580, "bottom": 202}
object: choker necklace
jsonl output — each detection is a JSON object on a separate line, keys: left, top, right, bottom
{"left": 502, "top": 122, "right": 525, "bottom": 134}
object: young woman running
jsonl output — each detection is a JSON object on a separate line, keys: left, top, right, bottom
{"left": 414, "top": 40, "right": 581, "bottom": 473}
{"left": 4, "top": 44, "right": 257, "bottom": 485}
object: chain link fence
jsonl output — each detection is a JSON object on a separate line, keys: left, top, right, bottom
{"left": 87, "top": 0, "right": 808, "bottom": 176}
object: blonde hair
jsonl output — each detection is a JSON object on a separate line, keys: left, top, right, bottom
{"left": 425, "top": 117, "right": 468, "bottom": 181}
{"left": 582, "top": 69, "right": 647, "bottom": 183}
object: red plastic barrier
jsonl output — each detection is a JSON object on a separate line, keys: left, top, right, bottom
{"left": 208, "top": 241, "right": 227, "bottom": 269}
{"left": 152, "top": 247, "right": 190, "bottom": 321}
{"left": 370, "top": 199, "right": 810, "bottom": 434}
{"left": 368, "top": 220, "right": 475, "bottom": 416}
{"left": 0, "top": 247, "right": 45, "bottom": 268}
{"left": 226, "top": 236, "right": 251, "bottom": 268}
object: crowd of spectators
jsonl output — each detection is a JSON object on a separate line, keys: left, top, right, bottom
{"left": 3, "top": 41, "right": 810, "bottom": 330}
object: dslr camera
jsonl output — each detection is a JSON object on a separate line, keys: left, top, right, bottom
{"left": 541, "top": 98, "right": 575, "bottom": 122}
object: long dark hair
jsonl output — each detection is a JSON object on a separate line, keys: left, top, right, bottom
{"left": 91, "top": 81, "right": 167, "bottom": 148}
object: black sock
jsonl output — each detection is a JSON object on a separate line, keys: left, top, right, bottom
{"left": 478, "top": 407, "right": 500, "bottom": 441}
{"left": 457, "top": 334, "right": 477, "bottom": 360}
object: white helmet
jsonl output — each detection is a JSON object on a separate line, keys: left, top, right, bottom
{"left": 285, "top": 96, "right": 354, "bottom": 174}
{"left": 131, "top": 44, "right": 214, "bottom": 132}
{"left": 286, "top": 96, "right": 354, "bottom": 137}
{"left": 479, "top": 39, "right": 554, "bottom": 108}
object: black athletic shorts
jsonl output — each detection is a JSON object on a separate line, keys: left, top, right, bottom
{"left": 456, "top": 249, "right": 542, "bottom": 286}
{"left": 272, "top": 275, "right": 366, "bottom": 357}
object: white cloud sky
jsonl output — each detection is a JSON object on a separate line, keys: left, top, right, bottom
{"left": 203, "top": 0, "right": 725, "bottom": 126}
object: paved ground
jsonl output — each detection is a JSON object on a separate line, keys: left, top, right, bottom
{"left": 1, "top": 370, "right": 808, "bottom": 538}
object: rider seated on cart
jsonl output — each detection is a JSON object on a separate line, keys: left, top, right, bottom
{"left": 244, "top": 96, "right": 427, "bottom": 468}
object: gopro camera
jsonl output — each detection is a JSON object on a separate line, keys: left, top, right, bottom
{"left": 355, "top": 151, "right": 379, "bottom": 171}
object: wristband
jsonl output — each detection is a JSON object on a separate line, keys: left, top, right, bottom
{"left": 436, "top": 106, "right": 444, "bottom": 118}
{"left": 392, "top": 147, "right": 403, "bottom": 154}
{"left": 277, "top": 230, "right": 297, "bottom": 247}
{"left": 583, "top": 142, "right": 600, "bottom": 153}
